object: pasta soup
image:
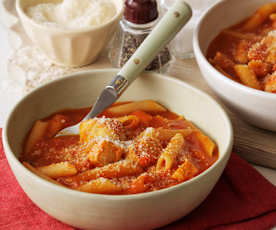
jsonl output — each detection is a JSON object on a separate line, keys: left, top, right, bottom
{"left": 207, "top": 3, "right": 276, "bottom": 93}
{"left": 22, "top": 100, "right": 218, "bottom": 195}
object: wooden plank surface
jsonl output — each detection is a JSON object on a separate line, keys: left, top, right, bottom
{"left": 169, "top": 58, "right": 276, "bottom": 169}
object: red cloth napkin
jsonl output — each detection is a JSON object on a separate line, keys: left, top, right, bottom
{"left": 1, "top": 129, "right": 276, "bottom": 230}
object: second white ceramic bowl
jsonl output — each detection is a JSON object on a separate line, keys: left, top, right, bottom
{"left": 3, "top": 69, "right": 233, "bottom": 230}
{"left": 194, "top": 0, "right": 276, "bottom": 131}
{"left": 16, "top": 0, "right": 124, "bottom": 67}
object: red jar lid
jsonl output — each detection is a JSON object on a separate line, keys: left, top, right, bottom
{"left": 124, "top": 0, "right": 158, "bottom": 24}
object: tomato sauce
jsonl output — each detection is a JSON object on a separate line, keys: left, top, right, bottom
{"left": 22, "top": 103, "right": 218, "bottom": 195}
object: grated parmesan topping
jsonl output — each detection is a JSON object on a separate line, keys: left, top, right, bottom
{"left": 23, "top": 105, "right": 217, "bottom": 194}
{"left": 129, "top": 135, "right": 163, "bottom": 164}
{"left": 93, "top": 117, "right": 127, "bottom": 140}
{"left": 248, "top": 29, "right": 276, "bottom": 62}
{"left": 90, "top": 136, "right": 133, "bottom": 150}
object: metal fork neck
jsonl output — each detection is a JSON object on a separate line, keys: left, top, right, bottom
{"left": 108, "top": 75, "right": 129, "bottom": 97}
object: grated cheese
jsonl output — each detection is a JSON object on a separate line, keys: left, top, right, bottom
{"left": 90, "top": 136, "right": 133, "bottom": 150}
{"left": 26, "top": 0, "right": 117, "bottom": 29}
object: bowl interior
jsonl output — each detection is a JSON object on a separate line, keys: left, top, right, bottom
{"left": 197, "top": 0, "right": 275, "bottom": 55}
{"left": 5, "top": 69, "right": 232, "bottom": 164}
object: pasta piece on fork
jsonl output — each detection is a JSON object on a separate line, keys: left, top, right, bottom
{"left": 105, "top": 100, "right": 167, "bottom": 116}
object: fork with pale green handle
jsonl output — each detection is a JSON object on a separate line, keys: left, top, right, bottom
{"left": 56, "top": 0, "right": 192, "bottom": 136}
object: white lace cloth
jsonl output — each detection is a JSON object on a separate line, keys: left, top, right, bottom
{"left": 0, "top": 0, "right": 84, "bottom": 94}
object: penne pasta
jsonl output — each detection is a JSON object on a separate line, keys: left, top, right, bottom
{"left": 241, "top": 3, "right": 276, "bottom": 31}
{"left": 234, "top": 64, "right": 261, "bottom": 90}
{"left": 128, "top": 173, "right": 149, "bottom": 194}
{"left": 234, "top": 40, "right": 249, "bottom": 64}
{"left": 22, "top": 100, "right": 219, "bottom": 194}
{"left": 195, "top": 131, "right": 216, "bottom": 157}
{"left": 247, "top": 60, "right": 271, "bottom": 78}
{"left": 172, "top": 159, "right": 198, "bottom": 181}
{"left": 37, "top": 162, "right": 78, "bottom": 178}
{"left": 117, "top": 115, "right": 140, "bottom": 129}
{"left": 23, "top": 162, "right": 64, "bottom": 186}
{"left": 156, "top": 128, "right": 193, "bottom": 141}
{"left": 131, "top": 111, "right": 153, "bottom": 124}
{"left": 76, "top": 178, "right": 122, "bottom": 194}
{"left": 222, "top": 29, "right": 257, "bottom": 40}
{"left": 186, "top": 123, "right": 216, "bottom": 157}
{"left": 139, "top": 127, "right": 193, "bottom": 141}
{"left": 157, "top": 133, "right": 184, "bottom": 171}
{"left": 106, "top": 100, "right": 167, "bottom": 116}
{"left": 24, "top": 120, "right": 48, "bottom": 154}
{"left": 207, "top": 3, "right": 276, "bottom": 94}
{"left": 63, "top": 160, "right": 143, "bottom": 187}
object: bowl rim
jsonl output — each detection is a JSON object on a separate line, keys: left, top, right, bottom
{"left": 193, "top": 0, "right": 276, "bottom": 99}
{"left": 3, "top": 68, "right": 233, "bottom": 200}
{"left": 15, "top": 0, "right": 124, "bottom": 33}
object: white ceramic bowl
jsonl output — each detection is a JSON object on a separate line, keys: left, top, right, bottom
{"left": 194, "top": 0, "right": 276, "bottom": 132}
{"left": 16, "top": 0, "right": 123, "bottom": 67}
{"left": 3, "top": 69, "right": 233, "bottom": 230}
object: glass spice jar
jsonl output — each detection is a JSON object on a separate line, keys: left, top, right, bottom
{"left": 109, "top": 0, "right": 171, "bottom": 73}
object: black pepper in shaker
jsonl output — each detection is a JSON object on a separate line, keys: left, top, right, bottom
{"left": 108, "top": 0, "right": 171, "bottom": 72}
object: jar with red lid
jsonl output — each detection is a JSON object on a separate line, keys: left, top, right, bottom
{"left": 109, "top": 0, "right": 171, "bottom": 72}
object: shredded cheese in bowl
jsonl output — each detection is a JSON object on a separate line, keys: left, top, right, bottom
{"left": 25, "top": 0, "right": 117, "bottom": 29}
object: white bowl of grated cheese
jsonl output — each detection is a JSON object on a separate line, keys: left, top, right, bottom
{"left": 16, "top": 0, "right": 124, "bottom": 67}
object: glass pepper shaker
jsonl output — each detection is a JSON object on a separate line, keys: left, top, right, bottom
{"left": 109, "top": 0, "right": 171, "bottom": 73}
